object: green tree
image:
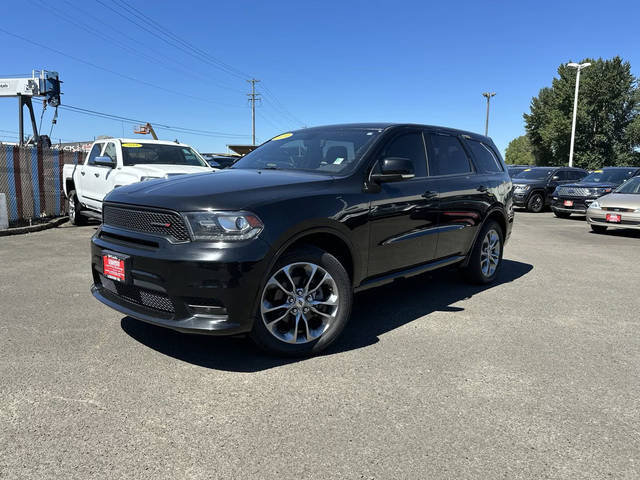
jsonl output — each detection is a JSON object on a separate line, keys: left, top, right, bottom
{"left": 505, "top": 135, "right": 535, "bottom": 165}
{"left": 524, "top": 56, "right": 640, "bottom": 169}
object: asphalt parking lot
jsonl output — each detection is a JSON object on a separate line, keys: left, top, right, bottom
{"left": 1, "top": 212, "right": 639, "bottom": 479}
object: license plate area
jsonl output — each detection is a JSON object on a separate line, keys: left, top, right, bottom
{"left": 102, "top": 251, "right": 130, "bottom": 283}
{"left": 606, "top": 213, "right": 621, "bottom": 223}
{"left": 563, "top": 200, "right": 574, "bottom": 207}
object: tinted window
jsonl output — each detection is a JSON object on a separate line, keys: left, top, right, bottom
{"left": 513, "top": 168, "right": 554, "bottom": 180}
{"left": 467, "top": 140, "right": 503, "bottom": 173}
{"left": 554, "top": 170, "right": 570, "bottom": 181}
{"left": 86, "top": 143, "right": 102, "bottom": 165}
{"left": 103, "top": 143, "right": 117, "bottom": 162}
{"left": 121, "top": 144, "right": 207, "bottom": 167}
{"left": 579, "top": 169, "right": 635, "bottom": 183}
{"left": 381, "top": 132, "right": 427, "bottom": 177}
{"left": 426, "top": 134, "right": 472, "bottom": 176}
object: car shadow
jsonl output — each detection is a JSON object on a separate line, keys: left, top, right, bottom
{"left": 120, "top": 259, "right": 533, "bottom": 372}
{"left": 589, "top": 228, "right": 640, "bottom": 239}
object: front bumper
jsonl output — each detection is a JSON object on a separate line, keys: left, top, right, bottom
{"left": 586, "top": 210, "right": 640, "bottom": 230}
{"left": 512, "top": 191, "right": 529, "bottom": 207}
{"left": 91, "top": 224, "right": 272, "bottom": 335}
{"left": 551, "top": 196, "right": 595, "bottom": 214}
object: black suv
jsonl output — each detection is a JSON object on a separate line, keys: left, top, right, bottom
{"left": 91, "top": 124, "right": 513, "bottom": 356}
{"left": 551, "top": 167, "right": 640, "bottom": 217}
{"left": 511, "top": 166, "right": 588, "bottom": 212}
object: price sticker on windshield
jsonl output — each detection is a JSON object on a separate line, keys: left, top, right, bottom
{"left": 122, "top": 143, "right": 142, "bottom": 148}
{"left": 271, "top": 133, "right": 293, "bottom": 141}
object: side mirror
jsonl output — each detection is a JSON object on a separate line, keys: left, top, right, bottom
{"left": 371, "top": 157, "right": 415, "bottom": 183}
{"left": 551, "top": 175, "right": 560, "bottom": 181}
{"left": 94, "top": 156, "right": 116, "bottom": 168}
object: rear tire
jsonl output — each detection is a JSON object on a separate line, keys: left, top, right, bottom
{"left": 67, "top": 190, "right": 88, "bottom": 226}
{"left": 527, "top": 192, "right": 544, "bottom": 213}
{"left": 461, "top": 220, "right": 504, "bottom": 285}
{"left": 554, "top": 210, "right": 571, "bottom": 219}
{"left": 250, "top": 245, "right": 353, "bottom": 357}
{"left": 590, "top": 224, "right": 608, "bottom": 234}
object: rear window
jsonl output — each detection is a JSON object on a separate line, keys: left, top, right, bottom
{"left": 466, "top": 140, "right": 503, "bottom": 173}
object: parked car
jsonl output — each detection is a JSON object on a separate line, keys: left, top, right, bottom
{"left": 512, "top": 166, "right": 588, "bottom": 212}
{"left": 90, "top": 123, "right": 514, "bottom": 356}
{"left": 551, "top": 167, "right": 640, "bottom": 218}
{"left": 586, "top": 175, "right": 640, "bottom": 233}
{"left": 204, "top": 155, "right": 240, "bottom": 169}
{"left": 63, "top": 139, "right": 213, "bottom": 225}
{"left": 507, "top": 165, "right": 532, "bottom": 177}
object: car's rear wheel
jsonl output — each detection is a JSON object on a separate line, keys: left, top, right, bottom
{"left": 462, "top": 220, "right": 504, "bottom": 285}
{"left": 554, "top": 210, "right": 571, "bottom": 219}
{"left": 250, "top": 245, "right": 352, "bottom": 357}
{"left": 590, "top": 224, "right": 608, "bottom": 234}
{"left": 67, "top": 190, "right": 88, "bottom": 226}
{"left": 527, "top": 193, "right": 544, "bottom": 213}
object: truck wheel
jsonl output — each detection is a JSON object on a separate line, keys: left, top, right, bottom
{"left": 527, "top": 193, "right": 544, "bottom": 213}
{"left": 461, "top": 220, "right": 504, "bottom": 285}
{"left": 67, "top": 190, "right": 88, "bottom": 226}
{"left": 590, "top": 225, "right": 607, "bottom": 234}
{"left": 250, "top": 245, "right": 353, "bottom": 357}
{"left": 554, "top": 210, "right": 571, "bottom": 219}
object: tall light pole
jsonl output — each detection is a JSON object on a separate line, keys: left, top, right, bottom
{"left": 567, "top": 62, "right": 591, "bottom": 167}
{"left": 482, "top": 92, "right": 496, "bottom": 136}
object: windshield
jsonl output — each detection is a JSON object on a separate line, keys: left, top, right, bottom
{"left": 231, "top": 127, "right": 384, "bottom": 174}
{"left": 121, "top": 143, "right": 208, "bottom": 167}
{"left": 580, "top": 169, "right": 636, "bottom": 184}
{"left": 513, "top": 168, "right": 554, "bottom": 180}
{"left": 614, "top": 176, "right": 640, "bottom": 194}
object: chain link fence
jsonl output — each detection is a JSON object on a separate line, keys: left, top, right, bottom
{"left": 0, "top": 145, "right": 84, "bottom": 227}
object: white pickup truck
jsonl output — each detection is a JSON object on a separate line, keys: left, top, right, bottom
{"left": 63, "top": 138, "right": 214, "bottom": 225}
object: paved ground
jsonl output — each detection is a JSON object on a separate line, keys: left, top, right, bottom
{"left": 1, "top": 212, "right": 639, "bottom": 479}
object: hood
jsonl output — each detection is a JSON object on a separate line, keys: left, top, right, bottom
{"left": 105, "top": 168, "right": 335, "bottom": 211}
{"left": 511, "top": 178, "right": 545, "bottom": 186}
{"left": 562, "top": 181, "right": 619, "bottom": 189}
{"left": 597, "top": 193, "right": 640, "bottom": 209}
{"left": 130, "top": 164, "right": 212, "bottom": 177}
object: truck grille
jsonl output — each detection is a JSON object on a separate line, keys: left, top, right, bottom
{"left": 556, "top": 187, "right": 592, "bottom": 197}
{"left": 100, "top": 275, "right": 175, "bottom": 313}
{"left": 102, "top": 204, "right": 190, "bottom": 242}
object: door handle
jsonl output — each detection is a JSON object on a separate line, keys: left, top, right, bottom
{"left": 94, "top": 173, "right": 100, "bottom": 177}
{"left": 477, "top": 185, "right": 488, "bottom": 192}
{"left": 80, "top": 171, "right": 85, "bottom": 176}
{"left": 422, "top": 190, "right": 437, "bottom": 200}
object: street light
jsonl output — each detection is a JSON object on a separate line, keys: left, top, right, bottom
{"left": 567, "top": 62, "right": 591, "bottom": 167}
{"left": 482, "top": 92, "right": 496, "bottom": 136}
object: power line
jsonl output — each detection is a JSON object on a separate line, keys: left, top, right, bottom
{"left": 260, "top": 83, "right": 306, "bottom": 127}
{"left": 247, "top": 79, "right": 261, "bottom": 145}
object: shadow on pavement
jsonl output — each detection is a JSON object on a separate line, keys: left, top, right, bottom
{"left": 121, "top": 259, "right": 533, "bottom": 372}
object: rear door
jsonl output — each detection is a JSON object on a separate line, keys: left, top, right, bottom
{"left": 367, "top": 130, "right": 441, "bottom": 277}
{"left": 426, "top": 132, "right": 490, "bottom": 260}
{"left": 78, "top": 142, "right": 104, "bottom": 210}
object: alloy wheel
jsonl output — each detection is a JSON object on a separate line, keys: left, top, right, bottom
{"left": 480, "top": 229, "right": 501, "bottom": 277}
{"left": 260, "top": 262, "right": 339, "bottom": 344}
{"left": 68, "top": 196, "right": 76, "bottom": 221}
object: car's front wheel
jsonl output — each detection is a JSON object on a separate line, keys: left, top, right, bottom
{"left": 250, "top": 245, "right": 352, "bottom": 357}
{"left": 462, "top": 220, "right": 504, "bottom": 285}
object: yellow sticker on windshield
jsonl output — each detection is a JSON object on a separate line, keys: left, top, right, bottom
{"left": 594, "top": 169, "right": 603, "bottom": 173}
{"left": 271, "top": 133, "right": 293, "bottom": 141}
{"left": 524, "top": 168, "right": 531, "bottom": 171}
{"left": 122, "top": 143, "right": 142, "bottom": 148}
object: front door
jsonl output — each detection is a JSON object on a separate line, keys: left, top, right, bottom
{"left": 367, "top": 130, "right": 440, "bottom": 278}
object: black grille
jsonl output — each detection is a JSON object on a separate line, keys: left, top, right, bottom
{"left": 102, "top": 204, "right": 190, "bottom": 242}
{"left": 100, "top": 275, "right": 175, "bottom": 313}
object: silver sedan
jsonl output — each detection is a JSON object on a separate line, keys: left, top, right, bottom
{"left": 586, "top": 176, "right": 640, "bottom": 233}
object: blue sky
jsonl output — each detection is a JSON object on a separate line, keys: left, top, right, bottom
{"left": 1, "top": 0, "right": 638, "bottom": 155}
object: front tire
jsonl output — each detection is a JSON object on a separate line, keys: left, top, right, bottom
{"left": 67, "top": 190, "right": 88, "bottom": 226}
{"left": 527, "top": 192, "right": 544, "bottom": 213}
{"left": 590, "top": 224, "right": 608, "bottom": 234}
{"left": 554, "top": 210, "right": 571, "bottom": 219}
{"left": 250, "top": 245, "right": 353, "bottom": 357}
{"left": 462, "top": 220, "right": 504, "bottom": 285}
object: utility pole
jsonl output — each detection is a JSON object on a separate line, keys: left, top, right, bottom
{"left": 567, "top": 62, "right": 591, "bottom": 167}
{"left": 482, "top": 92, "right": 496, "bottom": 136}
{"left": 247, "top": 78, "right": 261, "bottom": 145}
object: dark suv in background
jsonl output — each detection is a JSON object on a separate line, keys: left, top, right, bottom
{"left": 512, "top": 166, "right": 588, "bottom": 212}
{"left": 551, "top": 167, "right": 640, "bottom": 217}
{"left": 91, "top": 123, "right": 513, "bottom": 356}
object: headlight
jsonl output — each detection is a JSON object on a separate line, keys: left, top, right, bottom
{"left": 589, "top": 200, "right": 600, "bottom": 209}
{"left": 140, "top": 176, "right": 163, "bottom": 182}
{"left": 184, "top": 211, "right": 263, "bottom": 241}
